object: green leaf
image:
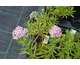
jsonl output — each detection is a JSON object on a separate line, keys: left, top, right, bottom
{"left": 70, "top": 14, "right": 74, "bottom": 18}
{"left": 65, "top": 16, "right": 67, "bottom": 19}
{"left": 35, "top": 53, "right": 43, "bottom": 55}
{"left": 36, "top": 55, "right": 44, "bottom": 59}
{"left": 19, "top": 51, "right": 29, "bottom": 55}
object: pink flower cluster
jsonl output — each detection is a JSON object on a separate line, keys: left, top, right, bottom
{"left": 12, "top": 26, "right": 28, "bottom": 40}
{"left": 49, "top": 25, "right": 62, "bottom": 37}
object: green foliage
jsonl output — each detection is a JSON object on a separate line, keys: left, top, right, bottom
{"left": 45, "top": 6, "right": 76, "bottom": 19}
{"left": 18, "top": 29, "right": 80, "bottom": 59}
{"left": 16, "top": 6, "right": 80, "bottom": 59}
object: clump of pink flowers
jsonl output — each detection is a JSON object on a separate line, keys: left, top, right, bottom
{"left": 12, "top": 26, "right": 28, "bottom": 40}
{"left": 30, "top": 11, "right": 38, "bottom": 18}
{"left": 49, "top": 25, "right": 62, "bottom": 37}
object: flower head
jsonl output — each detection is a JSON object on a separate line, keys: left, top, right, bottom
{"left": 49, "top": 25, "right": 62, "bottom": 37}
{"left": 42, "top": 9, "right": 44, "bottom": 12}
{"left": 12, "top": 26, "right": 28, "bottom": 40}
{"left": 30, "top": 11, "right": 38, "bottom": 18}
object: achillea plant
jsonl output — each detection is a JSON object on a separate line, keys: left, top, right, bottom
{"left": 12, "top": 6, "right": 80, "bottom": 59}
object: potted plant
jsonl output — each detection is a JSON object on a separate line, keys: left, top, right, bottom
{"left": 12, "top": 6, "right": 80, "bottom": 59}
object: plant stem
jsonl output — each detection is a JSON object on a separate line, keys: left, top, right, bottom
{"left": 33, "top": 33, "right": 40, "bottom": 44}
{"left": 32, "top": 29, "right": 45, "bottom": 44}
